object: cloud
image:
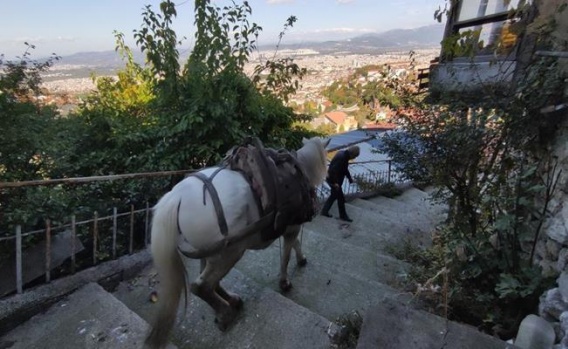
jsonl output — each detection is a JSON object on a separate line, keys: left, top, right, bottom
{"left": 312, "top": 27, "right": 374, "bottom": 34}
{"left": 266, "top": 0, "right": 294, "bottom": 4}
{"left": 0, "top": 36, "right": 81, "bottom": 59}
{"left": 279, "top": 27, "right": 376, "bottom": 43}
{"left": 1, "top": 36, "right": 78, "bottom": 45}
{"left": 336, "top": 0, "right": 355, "bottom": 3}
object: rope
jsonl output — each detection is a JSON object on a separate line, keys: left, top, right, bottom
{"left": 279, "top": 235, "right": 282, "bottom": 263}
{"left": 300, "top": 225, "right": 304, "bottom": 248}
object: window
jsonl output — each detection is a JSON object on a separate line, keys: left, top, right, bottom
{"left": 458, "top": 0, "right": 519, "bottom": 22}
{"left": 444, "top": 0, "right": 524, "bottom": 60}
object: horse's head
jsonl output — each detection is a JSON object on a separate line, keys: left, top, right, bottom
{"left": 297, "top": 136, "right": 331, "bottom": 187}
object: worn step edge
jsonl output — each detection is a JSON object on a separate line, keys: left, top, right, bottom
{"left": 0, "top": 250, "right": 151, "bottom": 336}
{"left": 357, "top": 298, "right": 518, "bottom": 349}
{"left": 2, "top": 282, "right": 176, "bottom": 349}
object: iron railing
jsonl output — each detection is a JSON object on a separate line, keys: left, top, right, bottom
{"left": 0, "top": 161, "right": 403, "bottom": 296}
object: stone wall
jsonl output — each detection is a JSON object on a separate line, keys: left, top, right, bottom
{"left": 531, "top": 0, "right": 568, "bottom": 275}
{"left": 525, "top": 1, "right": 568, "bottom": 347}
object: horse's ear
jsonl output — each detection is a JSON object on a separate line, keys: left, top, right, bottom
{"left": 302, "top": 137, "right": 308, "bottom": 145}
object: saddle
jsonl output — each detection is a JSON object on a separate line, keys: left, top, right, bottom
{"left": 178, "top": 137, "right": 316, "bottom": 259}
{"left": 223, "top": 137, "right": 316, "bottom": 240}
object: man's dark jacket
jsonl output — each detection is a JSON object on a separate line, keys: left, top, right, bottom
{"left": 327, "top": 150, "right": 353, "bottom": 186}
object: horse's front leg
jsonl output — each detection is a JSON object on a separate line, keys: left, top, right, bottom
{"left": 292, "top": 235, "right": 307, "bottom": 266}
{"left": 279, "top": 225, "right": 307, "bottom": 292}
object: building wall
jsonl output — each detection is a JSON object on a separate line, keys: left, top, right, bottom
{"left": 429, "top": 0, "right": 568, "bottom": 93}
{"left": 430, "top": 60, "right": 516, "bottom": 92}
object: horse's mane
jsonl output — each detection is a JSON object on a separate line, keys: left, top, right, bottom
{"left": 296, "top": 137, "right": 328, "bottom": 187}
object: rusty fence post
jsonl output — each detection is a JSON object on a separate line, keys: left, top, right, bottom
{"left": 71, "top": 215, "right": 76, "bottom": 274}
{"left": 45, "top": 219, "right": 51, "bottom": 283}
{"left": 129, "top": 205, "right": 134, "bottom": 255}
{"left": 15, "top": 225, "right": 23, "bottom": 294}
{"left": 112, "top": 207, "right": 117, "bottom": 259}
{"left": 93, "top": 211, "right": 98, "bottom": 265}
{"left": 145, "top": 202, "right": 150, "bottom": 248}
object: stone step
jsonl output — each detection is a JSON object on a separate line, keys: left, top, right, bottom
{"left": 236, "top": 227, "right": 410, "bottom": 289}
{"left": 394, "top": 187, "right": 447, "bottom": 217}
{"left": 357, "top": 298, "right": 517, "bottom": 349}
{"left": 307, "top": 203, "right": 432, "bottom": 253}
{"left": 365, "top": 195, "right": 437, "bottom": 224}
{"left": 1, "top": 282, "right": 174, "bottom": 349}
{"left": 349, "top": 198, "right": 436, "bottom": 237}
{"left": 235, "top": 245, "right": 411, "bottom": 322}
{"left": 366, "top": 187, "right": 447, "bottom": 224}
{"left": 233, "top": 228, "right": 412, "bottom": 318}
{"left": 113, "top": 261, "right": 341, "bottom": 349}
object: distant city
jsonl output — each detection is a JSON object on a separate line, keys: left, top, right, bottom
{"left": 42, "top": 47, "right": 440, "bottom": 93}
{"left": 38, "top": 24, "right": 443, "bottom": 127}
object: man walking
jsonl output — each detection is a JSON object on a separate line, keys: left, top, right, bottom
{"left": 320, "top": 145, "right": 360, "bottom": 222}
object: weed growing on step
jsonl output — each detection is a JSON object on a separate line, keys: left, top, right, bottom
{"left": 384, "top": 237, "right": 446, "bottom": 293}
{"left": 332, "top": 311, "right": 363, "bottom": 349}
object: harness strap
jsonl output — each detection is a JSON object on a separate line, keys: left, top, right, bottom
{"left": 178, "top": 211, "right": 275, "bottom": 259}
{"left": 251, "top": 138, "right": 278, "bottom": 216}
{"left": 189, "top": 169, "right": 229, "bottom": 237}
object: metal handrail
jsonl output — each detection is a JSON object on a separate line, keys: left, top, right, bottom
{"left": 0, "top": 161, "right": 402, "bottom": 296}
{"left": 0, "top": 169, "right": 196, "bottom": 189}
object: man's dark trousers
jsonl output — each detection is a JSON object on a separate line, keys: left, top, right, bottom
{"left": 321, "top": 182, "right": 347, "bottom": 218}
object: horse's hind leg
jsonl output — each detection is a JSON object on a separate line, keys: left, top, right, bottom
{"left": 279, "top": 225, "right": 307, "bottom": 292}
{"left": 191, "top": 250, "right": 244, "bottom": 331}
{"left": 216, "top": 286, "right": 243, "bottom": 309}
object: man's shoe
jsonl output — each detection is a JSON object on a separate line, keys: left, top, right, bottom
{"left": 340, "top": 216, "right": 353, "bottom": 222}
{"left": 321, "top": 212, "right": 333, "bottom": 218}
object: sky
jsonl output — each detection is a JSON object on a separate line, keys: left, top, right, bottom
{"left": 0, "top": 0, "right": 447, "bottom": 59}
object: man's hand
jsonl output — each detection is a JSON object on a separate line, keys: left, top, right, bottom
{"left": 333, "top": 183, "right": 340, "bottom": 188}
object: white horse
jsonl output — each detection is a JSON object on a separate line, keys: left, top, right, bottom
{"left": 145, "top": 136, "right": 330, "bottom": 348}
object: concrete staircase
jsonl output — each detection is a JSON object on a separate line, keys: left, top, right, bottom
{"left": 1, "top": 186, "right": 517, "bottom": 349}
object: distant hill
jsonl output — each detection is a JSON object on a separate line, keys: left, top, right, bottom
{"left": 57, "top": 50, "right": 145, "bottom": 67}
{"left": 271, "top": 24, "right": 445, "bottom": 54}
{"left": 53, "top": 24, "right": 444, "bottom": 69}
{"left": 351, "top": 24, "right": 444, "bottom": 47}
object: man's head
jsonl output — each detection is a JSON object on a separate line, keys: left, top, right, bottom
{"left": 347, "top": 146, "right": 360, "bottom": 159}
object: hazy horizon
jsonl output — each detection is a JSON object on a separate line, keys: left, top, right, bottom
{"left": 1, "top": 0, "right": 446, "bottom": 59}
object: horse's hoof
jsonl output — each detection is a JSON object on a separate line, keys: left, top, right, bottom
{"left": 279, "top": 279, "right": 293, "bottom": 292}
{"left": 298, "top": 258, "right": 307, "bottom": 267}
{"left": 214, "top": 310, "right": 237, "bottom": 331}
{"left": 214, "top": 318, "right": 229, "bottom": 332}
{"left": 230, "top": 296, "right": 244, "bottom": 310}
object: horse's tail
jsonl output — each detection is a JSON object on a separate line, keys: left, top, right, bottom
{"left": 145, "top": 191, "right": 187, "bottom": 349}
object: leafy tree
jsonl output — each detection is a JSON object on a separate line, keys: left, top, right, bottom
{"left": 0, "top": 43, "right": 61, "bottom": 182}
{"left": 1, "top": 1, "right": 321, "bottom": 263}
{"left": 322, "top": 63, "right": 416, "bottom": 116}
{"left": 0, "top": 44, "right": 66, "bottom": 235}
